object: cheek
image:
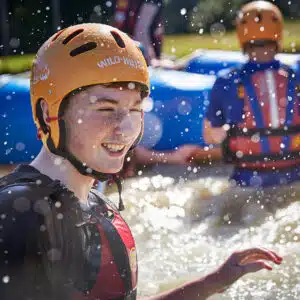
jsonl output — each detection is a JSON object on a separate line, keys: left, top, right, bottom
{"left": 65, "top": 114, "right": 108, "bottom": 146}
{"left": 133, "top": 115, "right": 143, "bottom": 136}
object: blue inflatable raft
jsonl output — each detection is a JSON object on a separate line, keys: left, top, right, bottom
{"left": 141, "top": 69, "right": 215, "bottom": 150}
{"left": 0, "top": 70, "right": 216, "bottom": 163}
{"left": 0, "top": 75, "right": 42, "bottom": 164}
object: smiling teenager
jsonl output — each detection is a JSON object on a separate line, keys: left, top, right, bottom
{"left": 0, "top": 23, "right": 282, "bottom": 300}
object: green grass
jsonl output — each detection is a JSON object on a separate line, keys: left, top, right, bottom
{"left": 0, "top": 54, "right": 35, "bottom": 74}
{"left": 164, "top": 21, "right": 300, "bottom": 58}
{"left": 1, "top": 21, "right": 300, "bottom": 74}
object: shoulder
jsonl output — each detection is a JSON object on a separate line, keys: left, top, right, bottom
{"left": 0, "top": 182, "right": 53, "bottom": 240}
{"left": 279, "top": 63, "right": 295, "bottom": 73}
{"left": 216, "top": 67, "right": 241, "bottom": 81}
{"left": 0, "top": 183, "right": 41, "bottom": 212}
{"left": 0, "top": 171, "right": 74, "bottom": 234}
{"left": 211, "top": 67, "right": 240, "bottom": 94}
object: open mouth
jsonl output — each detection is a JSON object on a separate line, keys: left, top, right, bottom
{"left": 102, "top": 143, "right": 126, "bottom": 156}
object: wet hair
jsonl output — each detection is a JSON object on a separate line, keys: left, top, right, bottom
{"left": 101, "top": 82, "right": 148, "bottom": 99}
{"left": 59, "top": 82, "right": 147, "bottom": 118}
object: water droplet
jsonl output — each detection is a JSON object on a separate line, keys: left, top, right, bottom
{"left": 13, "top": 197, "right": 30, "bottom": 213}
{"left": 236, "top": 151, "right": 243, "bottom": 158}
{"left": 106, "top": 1, "right": 112, "bottom": 7}
{"left": 54, "top": 157, "right": 63, "bottom": 165}
{"left": 180, "top": 8, "right": 187, "bottom": 15}
{"left": 93, "top": 5, "right": 101, "bottom": 14}
{"left": 128, "top": 82, "right": 135, "bottom": 90}
{"left": 15, "top": 142, "right": 25, "bottom": 151}
{"left": 55, "top": 201, "right": 62, "bottom": 208}
{"left": 57, "top": 213, "right": 63, "bottom": 220}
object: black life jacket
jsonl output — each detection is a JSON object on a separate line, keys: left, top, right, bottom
{"left": 0, "top": 165, "right": 137, "bottom": 300}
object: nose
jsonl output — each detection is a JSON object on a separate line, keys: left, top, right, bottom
{"left": 114, "top": 111, "right": 136, "bottom": 137}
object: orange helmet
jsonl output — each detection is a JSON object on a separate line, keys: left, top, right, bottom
{"left": 31, "top": 23, "right": 149, "bottom": 149}
{"left": 30, "top": 23, "right": 149, "bottom": 181}
{"left": 236, "top": 1, "right": 283, "bottom": 48}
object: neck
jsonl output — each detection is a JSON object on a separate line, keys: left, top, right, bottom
{"left": 31, "top": 147, "right": 95, "bottom": 202}
{"left": 247, "top": 52, "right": 276, "bottom": 64}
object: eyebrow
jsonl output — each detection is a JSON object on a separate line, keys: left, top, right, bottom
{"left": 94, "top": 98, "right": 119, "bottom": 105}
{"left": 92, "top": 97, "right": 142, "bottom": 106}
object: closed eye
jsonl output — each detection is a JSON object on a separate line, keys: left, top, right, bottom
{"left": 96, "top": 108, "right": 115, "bottom": 112}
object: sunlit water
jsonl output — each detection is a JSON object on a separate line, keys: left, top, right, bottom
{"left": 107, "top": 164, "right": 300, "bottom": 299}
{"left": 1, "top": 163, "right": 299, "bottom": 299}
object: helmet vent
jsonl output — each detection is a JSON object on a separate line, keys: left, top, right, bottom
{"left": 272, "top": 16, "right": 278, "bottom": 22}
{"left": 111, "top": 31, "right": 126, "bottom": 48}
{"left": 52, "top": 29, "right": 66, "bottom": 42}
{"left": 255, "top": 13, "right": 262, "bottom": 23}
{"left": 70, "top": 42, "right": 97, "bottom": 57}
{"left": 63, "top": 29, "right": 84, "bottom": 45}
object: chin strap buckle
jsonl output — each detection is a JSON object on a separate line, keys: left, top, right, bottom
{"left": 113, "top": 175, "right": 125, "bottom": 211}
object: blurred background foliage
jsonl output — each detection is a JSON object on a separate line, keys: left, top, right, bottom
{"left": 1, "top": 0, "right": 300, "bottom": 73}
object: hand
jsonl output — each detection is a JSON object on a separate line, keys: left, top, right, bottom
{"left": 214, "top": 248, "right": 283, "bottom": 293}
{"left": 151, "top": 58, "right": 176, "bottom": 69}
{"left": 203, "top": 119, "right": 228, "bottom": 145}
{"left": 210, "top": 126, "right": 228, "bottom": 144}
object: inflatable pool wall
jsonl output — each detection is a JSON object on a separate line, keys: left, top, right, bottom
{"left": 141, "top": 69, "right": 215, "bottom": 150}
{"left": 185, "top": 50, "right": 300, "bottom": 75}
{"left": 1, "top": 50, "right": 300, "bottom": 164}
{"left": 0, "top": 75, "right": 42, "bottom": 164}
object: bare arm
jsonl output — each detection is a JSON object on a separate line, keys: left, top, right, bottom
{"left": 140, "top": 271, "right": 224, "bottom": 300}
{"left": 135, "top": 145, "right": 204, "bottom": 165}
{"left": 139, "top": 248, "right": 283, "bottom": 300}
{"left": 203, "top": 118, "right": 227, "bottom": 145}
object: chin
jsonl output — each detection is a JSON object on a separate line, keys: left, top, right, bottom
{"left": 93, "top": 162, "right": 123, "bottom": 175}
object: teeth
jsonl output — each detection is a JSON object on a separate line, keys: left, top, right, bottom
{"left": 102, "top": 143, "right": 126, "bottom": 152}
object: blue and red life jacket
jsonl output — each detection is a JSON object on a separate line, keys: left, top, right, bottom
{"left": 207, "top": 60, "right": 300, "bottom": 187}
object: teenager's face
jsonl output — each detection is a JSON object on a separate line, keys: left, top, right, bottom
{"left": 63, "top": 85, "right": 143, "bottom": 174}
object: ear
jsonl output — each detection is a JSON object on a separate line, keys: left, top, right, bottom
{"left": 40, "top": 99, "right": 50, "bottom": 126}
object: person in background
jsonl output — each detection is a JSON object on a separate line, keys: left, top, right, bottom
{"left": 203, "top": 1, "right": 300, "bottom": 218}
{"left": 113, "top": 0, "right": 164, "bottom": 65}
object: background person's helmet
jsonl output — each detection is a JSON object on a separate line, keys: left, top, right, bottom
{"left": 236, "top": 1, "right": 283, "bottom": 49}
{"left": 30, "top": 23, "right": 149, "bottom": 181}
